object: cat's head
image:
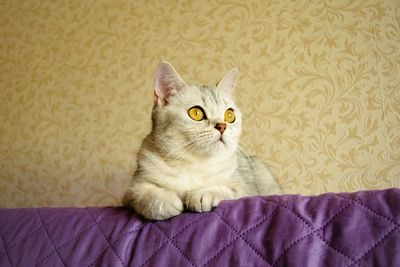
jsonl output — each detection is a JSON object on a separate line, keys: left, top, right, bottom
{"left": 150, "top": 61, "right": 242, "bottom": 159}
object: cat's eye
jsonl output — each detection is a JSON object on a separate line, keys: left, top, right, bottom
{"left": 188, "top": 106, "right": 205, "bottom": 121}
{"left": 224, "top": 108, "right": 236, "bottom": 123}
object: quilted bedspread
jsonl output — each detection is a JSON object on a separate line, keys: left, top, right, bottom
{"left": 1, "top": 189, "right": 399, "bottom": 267}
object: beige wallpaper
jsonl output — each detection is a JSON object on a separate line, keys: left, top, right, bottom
{"left": 0, "top": 0, "right": 399, "bottom": 208}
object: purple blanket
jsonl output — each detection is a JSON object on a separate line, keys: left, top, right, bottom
{"left": 0, "top": 189, "right": 399, "bottom": 266}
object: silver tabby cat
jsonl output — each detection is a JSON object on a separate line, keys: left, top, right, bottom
{"left": 123, "top": 61, "right": 281, "bottom": 220}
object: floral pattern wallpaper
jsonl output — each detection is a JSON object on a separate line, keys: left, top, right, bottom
{"left": 0, "top": 0, "right": 399, "bottom": 207}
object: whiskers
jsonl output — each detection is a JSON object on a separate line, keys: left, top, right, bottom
{"left": 233, "top": 141, "right": 251, "bottom": 162}
{"left": 161, "top": 132, "right": 216, "bottom": 162}
{"left": 161, "top": 139, "right": 198, "bottom": 162}
{"left": 159, "top": 129, "right": 249, "bottom": 163}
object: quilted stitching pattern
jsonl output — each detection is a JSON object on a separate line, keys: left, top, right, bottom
{"left": 0, "top": 189, "right": 399, "bottom": 267}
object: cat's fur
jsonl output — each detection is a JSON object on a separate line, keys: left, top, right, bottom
{"left": 123, "top": 61, "right": 281, "bottom": 220}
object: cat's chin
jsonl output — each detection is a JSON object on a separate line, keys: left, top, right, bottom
{"left": 214, "top": 140, "right": 225, "bottom": 151}
{"left": 207, "top": 139, "right": 236, "bottom": 157}
{"left": 189, "top": 142, "right": 227, "bottom": 158}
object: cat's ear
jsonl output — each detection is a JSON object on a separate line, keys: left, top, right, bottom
{"left": 154, "top": 61, "right": 188, "bottom": 106}
{"left": 216, "top": 68, "right": 238, "bottom": 95}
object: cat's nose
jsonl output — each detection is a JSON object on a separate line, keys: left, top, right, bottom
{"left": 215, "top": 123, "right": 226, "bottom": 135}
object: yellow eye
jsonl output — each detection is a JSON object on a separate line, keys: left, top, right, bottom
{"left": 224, "top": 109, "right": 236, "bottom": 123}
{"left": 188, "top": 106, "right": 205, "bottom": 121}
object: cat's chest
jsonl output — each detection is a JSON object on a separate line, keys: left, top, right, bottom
{"left": 166, "top": 158, "right": 237, "bottom": 192}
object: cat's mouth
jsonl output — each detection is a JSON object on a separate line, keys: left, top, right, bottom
{"left": 209, "top": 133, "right": 227, "bottom": 150}
{"left": 217, "top": 135, "right": 225, "bottom": 145}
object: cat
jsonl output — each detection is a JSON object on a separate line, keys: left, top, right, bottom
{"left": 123, "top": 61, "right": 281, "bottom": 220}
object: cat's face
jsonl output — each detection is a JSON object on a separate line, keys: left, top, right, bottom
{"left": 151, "top": 62, "right": 242, "bottom": 158}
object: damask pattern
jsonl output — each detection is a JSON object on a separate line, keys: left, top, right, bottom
{"left": 0, "top": 0, "right": 399, "bottom": 207}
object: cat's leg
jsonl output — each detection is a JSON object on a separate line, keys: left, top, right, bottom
{"left": 123, "top": 182, "right": 183, "bottom": 220}
{"left": 184, "top": 185, "right": 247, "bottom": 212}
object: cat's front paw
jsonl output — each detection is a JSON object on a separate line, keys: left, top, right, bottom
{"left": 133, "top": 190, "right": 183, "bottom": 220}
{"left": 156, "top": 194, "right": 184, "bottom": 220}
{"left": 184, "top": 190, "right": 228, "bottom": 213}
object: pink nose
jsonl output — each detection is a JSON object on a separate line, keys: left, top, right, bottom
{"left": 215, "top": 123, "right": 226, "bottom": 134}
